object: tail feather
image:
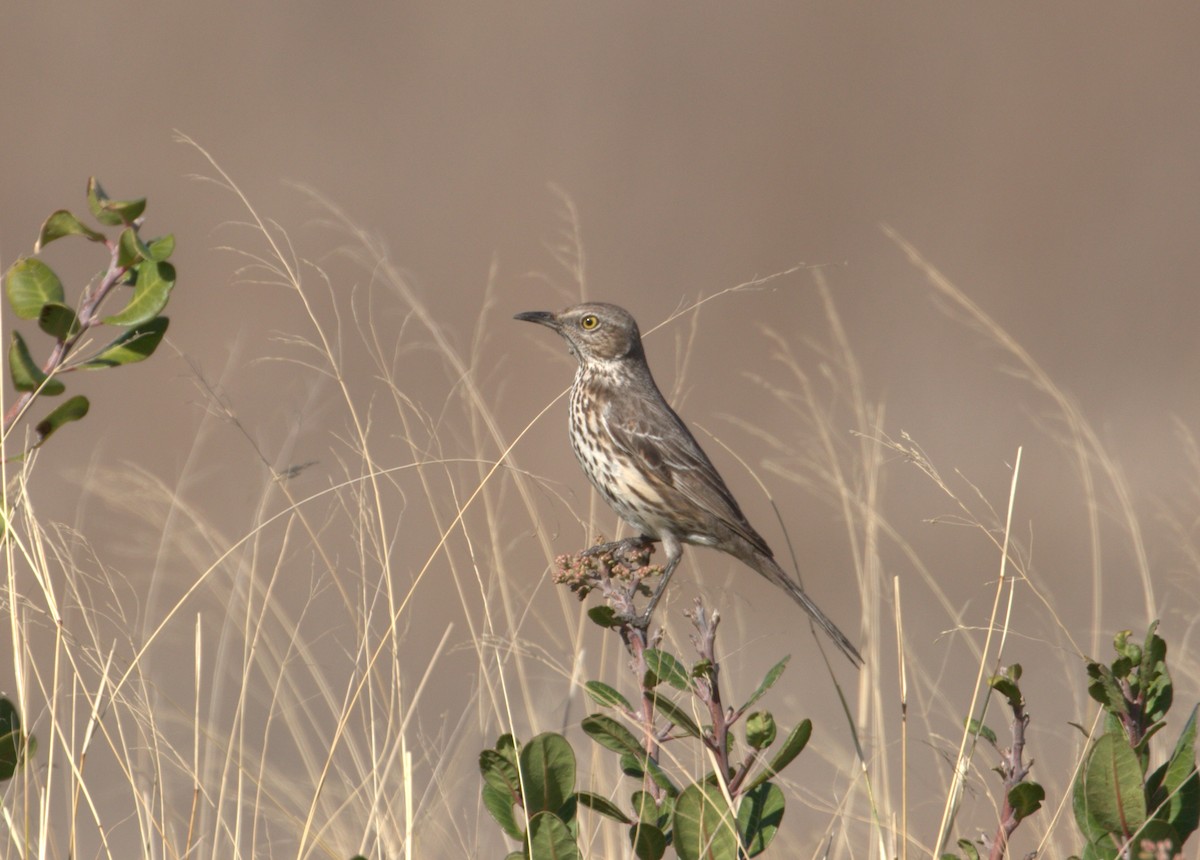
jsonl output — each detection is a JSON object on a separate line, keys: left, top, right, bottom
{"left": 753, "top": 552, "right": 863, "bottom": 668}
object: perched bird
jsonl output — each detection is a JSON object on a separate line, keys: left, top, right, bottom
{"left": 515, "top": 302, "right": 862, "bottom": 667}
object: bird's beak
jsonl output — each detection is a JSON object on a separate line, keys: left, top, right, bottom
{"left": 514, "top": 310, "right": 558, "bottom": 329}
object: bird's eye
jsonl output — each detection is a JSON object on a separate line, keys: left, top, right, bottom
{"left": 580, "top": 314, "right": 599, "bottom": 330}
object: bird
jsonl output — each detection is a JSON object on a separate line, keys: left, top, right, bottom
{"left": 515, "top": 302, "right": 863, "bottom": 667}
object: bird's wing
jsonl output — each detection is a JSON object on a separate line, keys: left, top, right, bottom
{"left": 602, "top": 398, "right": 772, "bottom": 555}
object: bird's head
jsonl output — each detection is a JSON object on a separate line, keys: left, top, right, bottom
{"left": 514, "top": 302, "right": 645, "bottom": 364}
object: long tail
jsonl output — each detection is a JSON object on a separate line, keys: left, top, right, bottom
{"left": 752, "top": 552, "right": 863, "bottom": 668}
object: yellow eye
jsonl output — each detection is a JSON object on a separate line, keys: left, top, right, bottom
{"left": 580, "top": 314, "right": 599, "bottom": 330}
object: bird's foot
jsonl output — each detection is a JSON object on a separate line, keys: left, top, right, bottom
{"left": 583, "top": 535, "right": 655, "bottom": 560}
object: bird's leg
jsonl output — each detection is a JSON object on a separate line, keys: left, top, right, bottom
{"left": 634, "top": 540, "right": 682, "bottom": 628}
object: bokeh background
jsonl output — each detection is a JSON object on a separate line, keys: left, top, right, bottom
{"left": 3, "top": 4, "right": 1199, "bottom": 858}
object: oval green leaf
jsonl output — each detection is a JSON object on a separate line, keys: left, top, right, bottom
{"left": 35, "top": 210, "right": 104, "bottom": 250}
{"left": 519, "top": 732, "right": 575, "bottom": 815}
{"left": 495, "top": 733, "right": 519, "bottom": 759}
{"left": 9, "top": 331, "right": 65, "bottom": 395}
{"left": 745, "top": 719, "right": 812, "bottom": 792}
{"left": 1081, "top": 732, "right": 1147, "bottom": 835}
{"left": 582, "top": 714, "right": 646, "bottom": 759}
{"left": 737, "top": 781, "right": 784, "bottom": 857}
{"left": 480, "top": 748, "right": 521, "bottom": 796}
{"left": 630, "top": 821, "right": 667, "bottom": 860}
{"left": 954, "top": 837, "right": 982, "bottom": 860}
{"left": 745, "top": 712, "right": 777, "bottom": 751}
{"left": 585, "top": 680, "right": 632, "bottom": 712}
{"left": 967, "top": 717, "right": 998, "bottom": 746}
{"left": 587, "top": 605, "right": 620, "bottom": 628}
{"left": 674, "top": 782, "right": 738, "bottom": 860}
{"left": 35, "top": 395, "right": 89, "bottom": 444}
{"left": 82, "top": 316, "right": 169, "bottom": 368}
{"left": 743, "top": 655, "right": 790, "bottom": 711}
{"left": 6, "top": 257, "right": 65, "bottom": 319}
{"left": 1008, "top": 781, "right": 1045, "bottom": 825}
{"left": 649, "top": 691, "right": 702, "bottom": 739}
{"left": 482, "top": 782, "right": 524, "bottom": 841}
{"left": 0, "top": 697, "right": 27, "bottom": 780}
{"left": 117, "top": 227, "right": 152, "bottom": 267}
{"left": 631, "top": 790, "right": 659, "bottom": 824}
{"left": 103, "top": 261, "right": 174, "bottom": 327}
{"left": 527, "top": 811, "right": 580, "bottom": 860}
{"left": 87, "top": 177, "right": 146, "bottom": 226}
{"left": 146, "top": 234, "right": 175, "bottom": 262}
{"left": 644, "top": 649, "right": 690, "bottom": 691}
{"left": 574, "top": 790, "right": 632, "bottom": 824}
{"left": 1153, "top": 704, "right": 1199, "bottom": 838}
{"left": 38, "top": 302, "right": 82, "bottom": 341}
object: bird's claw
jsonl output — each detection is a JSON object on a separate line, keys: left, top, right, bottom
{"left": 583, "top": 535, "right": 654, "bottom": 559}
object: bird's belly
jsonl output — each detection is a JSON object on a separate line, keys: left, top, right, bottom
{"left": 571, "top": 437, "right": 669, "bottom": 537}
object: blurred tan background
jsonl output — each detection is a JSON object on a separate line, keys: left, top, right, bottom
{"left": 3, "top": 3, "right": 1199, "bottom": 858}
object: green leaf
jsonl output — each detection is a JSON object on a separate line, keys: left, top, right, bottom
{"left": 146, "top": 233, "right": 175, "bottom": 262}
{"left": 6, "top": 257, "right": 65, "bottom": 319}
{"left": 1008, "top": 781, "right": 1045, "bottom": 824}
{"left": 1148, "top": 703, "right": 1199, "bottom": 840}
{"left": 1140, "top": 621, "right": 1165, "bottom": 669}
{"left": 519, "top": 732, "right": 575, "bottom": 815}
{"left": 989, "top": 666, "right": 1024, "bottom": 711}
{"left": 737, "top": 781, "right": 784, "bottom": 857}
{"left": 82, "top": 316, "right": 169, "bottom": 368}
{"left": 745, "top": 712, "right": 777, "bottom": 751}
{"left": 644, "top": 649, "right": 690, "bottom": 691}
{"left": 649, "top": 691, "right": 702, "bottom": 739}
{"left": 555, "top": 794, "right": 579, "bottom": 828}
{"left": 0, "top": 697, "right": 29, "bottom": 781}
{"left": 1114, "top": 628, "right": 1136, "bottom": 659}
{"left": 955, "top": 838, "right": 981, "bottom": 860}
{"left": 527, "top": 811, "right": 580, "bottom": 860}
{"left": 1080, "top": 732, "right": 1147, "bottom": 836}
{"left": 480, "top": 748, "right": 521, "bottom": 797}
{"left": 1127, "top": 819, "right": 1182, "bottom": 858}
{"left": 631, "top": 790, "right": 659, "bottom": 824}
{"left": 9, "top": 331, "right": 65, "bottom": 395}
{"left": 38, "top": 302, "right": 82, "bottom": 341}
{"left": 745, "top": 719, "right": 812, "bottom": 792}
{"left": 496, "top": 733, "right": 519, "bottom": 760}
{"left": 620, "top": 753, "right": 679, "bottom": 797}
{"left": 967, "top": 718, "right": 998, "bottom": 746}
{"left": 574, "top": 791, "right": 632, "bottom": 824}
{"left": 629, "top": 821, "right": 667, "bottom": 860}
{"left": 582, "top": 714, "right": 646, "bottom": 759}
{"left": 674, "top": 782, "right": 738, "bottom": 860}
{"left": 585, "top": 681, "right": 632, "bottom": 712}
{"left": 1087, "top": 663, "right": 1129, "bottom": 716}
{"left": 1073, "top": 758, "right": 1108, "bottom": 845}
{"left": 117, "top": 226, "right": 152, "bottom": 267}
{"left": 1140, "top": 622, "right": 1172, "bottom": 725}
{"left": 35, "top": 209, "right": 104, "bottom": 249}
{"left": 103, "top": 260, "right": 174, "bottom": 326}
{"left": 1077, "top": 841, "right": 1119, "bottom": 860}
{"left": 482, "top": 782, "right": 524, "bottom": 840}
{"left": 588, "top": 605, "right": 621, "bottom": 628}
{"left": 35, "top": 395, "right": 89, "bottom": 445}
{"left": 87, "top": 177, "right": 146, "bottom": 226}
{"left": 742, "top": 655, "right": 790, "bottom": 712}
